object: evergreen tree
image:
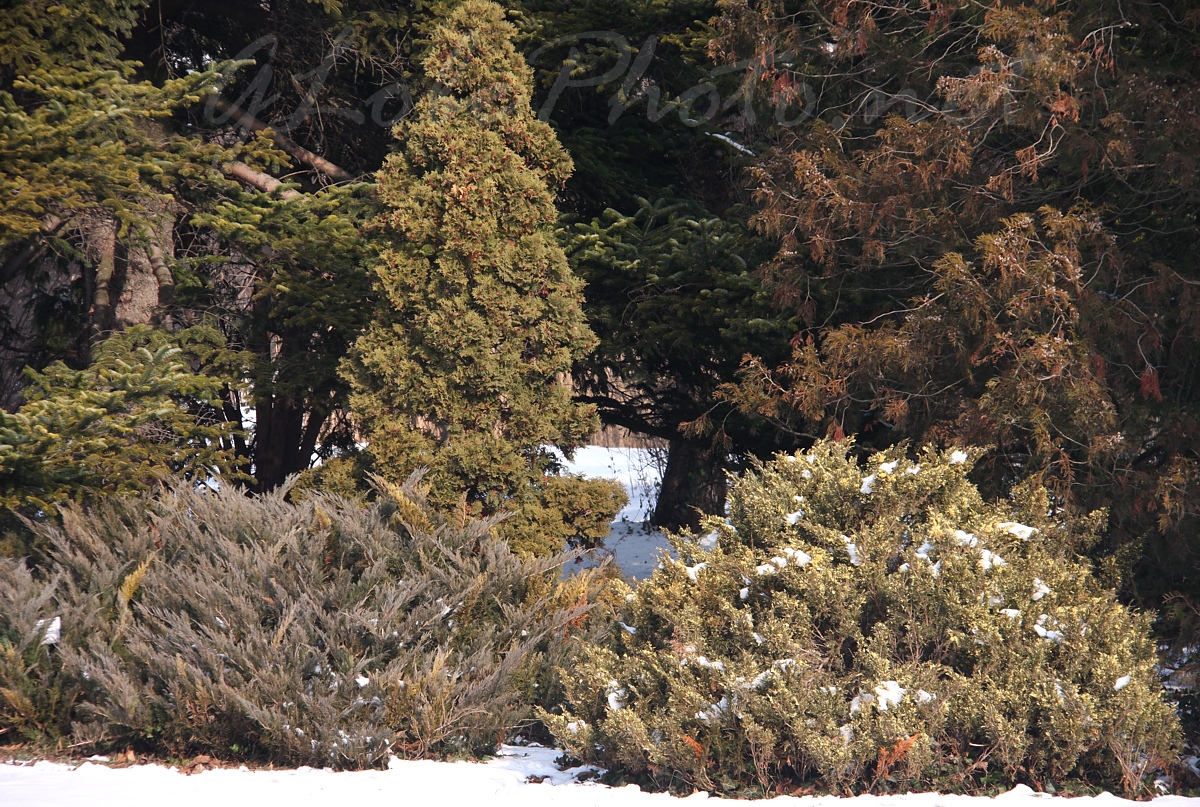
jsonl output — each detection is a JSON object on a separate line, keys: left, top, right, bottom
{"left": 0, "top": 0, "right": 404, "bottom": 491}
{"left": 709, "top": 0, "right": 1200, "bottom": 644}
{"left": 0, "top": 325, "right": 243, "bottom": 555}
{"left": 567, "top": 198, "right": 792, "bottom": 531}
{"left": 545, "top": 443, "right": 1181, "bottom": 796}
{"left": 346, "top": 0, "right": 616, "bottom": 555}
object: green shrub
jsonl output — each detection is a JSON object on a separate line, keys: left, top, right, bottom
{"left": 0, "top": 474, "right": 606, "bottom": 766}
{"left": 543, "top": 441, "right": 1180, "bottom": 796}
{"left": 497, "top": 475, "right": 629, "bottom": 557}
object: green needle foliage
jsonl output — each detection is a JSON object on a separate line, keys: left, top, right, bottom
{"left": 346, "top": 0, "right": 619, "bottom": 555}
{"left": 544, "top": 441, "right": 1180, "bottom": 796}
{"left": 0, "top": 326, "right": 243, "bottom": 522}
{"left": 567, "top": 197, "right": 792, "bottom": 530}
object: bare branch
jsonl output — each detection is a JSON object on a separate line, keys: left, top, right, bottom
{"left": 222, "top": 161, "right": 303, "bottom": 200}
{"left": 213, "top": 98, "right": 353, "bottom": 183}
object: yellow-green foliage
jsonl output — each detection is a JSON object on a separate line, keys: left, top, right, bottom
{"left": 344, "top": 1, "right": 610, "bottom": 554}
{"left": 0, "top": 326, "right": 244, "bottom": 520}
{"left": 544, "top": 441, "right": 1180, "bottom": 796}
{"left": 498, "top": 475, "right": 628, "bottom": 558}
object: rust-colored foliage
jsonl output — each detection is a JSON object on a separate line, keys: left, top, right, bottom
{"left": 710, "top": 0, "right": 1200, "bottom": 629}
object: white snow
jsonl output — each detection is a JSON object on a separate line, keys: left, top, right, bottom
{"left": 1034, "top": 615, "right": 1064, "bottom": 643}
{"left": 786, "top": 510, "right": 804, "bottom": 525}
{"left": 690, "top": 656, "right": 725, "bottom": 672}
{"left": 849, "top": 691, "right": 874, "bottom": 714}
{"left": 1032, "top": 579, "right": 1051, "bottom": 601}
{"left": 606, "top": 682, "right": 627, "bottom": 711}
{"left": 706, "top": 132, "right": 755, "bottom": 156}
{"left": 996, "top": 522, "right": 1038, "bottom": 540}
{"left": 860, "top": 474, "right": 877, "bottom": 494}
{"left": 781, "top": 547, "right": 812, "bottom": 567}
{"left": 953, "top": 530, "right": 979, "bottom": 548}
{"left": 1114, "top": 675, "right": 1132, "bottom": 691}
{"left": 879, "top": 461, "right": 899, "bottom": 474}
{"left": 38, "top": 616, "right": 61, "bottom": 646}
{"left": 743, "top": 670, "right": 773, "bottom": 690}
{"left": 950, "top": 450, "right": 969, "bottom": 465}
{"left": 694, "top": 696, "right": 730, "bottom": 722}
{"left": 874, "top": 680, "right": 907, "bottom": 711}
{"left": 557, "top": 446, "right": 671, "bottom": 579}
{"left": 7, "top": 749, "right": 1200, "bottom": 806}
{"left": 684, "top": 562, "right": 707, "bottom": 582}
{"left": 979, "top": 550, "right": 1006, "bottom": 571}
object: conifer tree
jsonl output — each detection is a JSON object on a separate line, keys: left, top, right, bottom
{"left": 346, "top": 0, "right": 615, "bottom": 555}
{"left": 567, "top": 198, "right": 792, "bottom": 531}
{"left": 709, "top": 0, "right": 1200, "bottom": 643}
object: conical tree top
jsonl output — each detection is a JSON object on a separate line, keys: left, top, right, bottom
{"left": 406, "top": 0, "right": 571, "bottom": 189}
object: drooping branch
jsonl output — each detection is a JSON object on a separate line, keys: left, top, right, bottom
{"left": 213, "top": 99, "right": 353, "bottom": 183}
{"left": 222, "top": 161, "right": 302, "bottom": 200}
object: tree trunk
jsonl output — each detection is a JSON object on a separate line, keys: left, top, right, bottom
{"left": 120, "top": 203, "right": 176, "bottom": 329}
{"left": 652, "top": 436, "right": 728, "bottom": 533}
{"left": 83, "top": 213, "right": 119, "bottom": 342}
{"left": 252, "top": 394, "right": 309, "bottom": 491}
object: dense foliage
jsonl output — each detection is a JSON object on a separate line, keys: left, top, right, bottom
{"left": 344, "top": 0, "right": 621, "bottom": 555}
{"left": 2, "top": 0, "right": 1198, "bottom": 788}
{"left": 0, "top": 476, "right": 605, "bottom": 765}
{"left": 707, "top": 0, "right": 1200, "bottom": 639}
{"left": 545, "top": 442, "right": 1180, "bottom": 796}
{"left": 0, "top": 326, "right": 243, "bottom": 556}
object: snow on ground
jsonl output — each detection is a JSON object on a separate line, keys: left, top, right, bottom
{"left": 4, "top": 745, "right": 1199, "bottom": 807}
{"left": 558, "top": 446, "right": 674, "bottom": 579}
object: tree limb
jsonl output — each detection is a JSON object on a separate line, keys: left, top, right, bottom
{"left": 213, "top": 98, "right": 353, "bottom": 183}
{"left": 222, "top": 161, "right": 303, "bottom": 200}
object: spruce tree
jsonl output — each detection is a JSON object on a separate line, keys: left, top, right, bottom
{"left": 346, "top": 0, "right": 613, "bottom": 555}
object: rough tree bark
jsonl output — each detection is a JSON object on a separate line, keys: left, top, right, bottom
{"left": 81, "top": 212, "right": 119, "bottom": 342}
{"left": 652, "top": 436, "right": 728, "bottom": 533}
{"left": 120, "top": 200, "right": 178, "bottom": 328}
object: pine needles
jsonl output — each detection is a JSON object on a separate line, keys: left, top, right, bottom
{"left": 0, "top": 474, "right": 607, "bottom": 767}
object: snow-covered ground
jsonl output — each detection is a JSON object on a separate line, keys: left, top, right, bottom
{"left": 558, "top": 446, "right": 674, "bottom": 579}
{"left": 3, "top": 744, "right": 1198, "bottom": 807}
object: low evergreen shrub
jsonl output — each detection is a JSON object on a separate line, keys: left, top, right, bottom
{"left": 0, "top": 474, "right": 606, "bottom": 767}
{"left": 543, "top": 441, "right": 1180, "bottom": 796}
